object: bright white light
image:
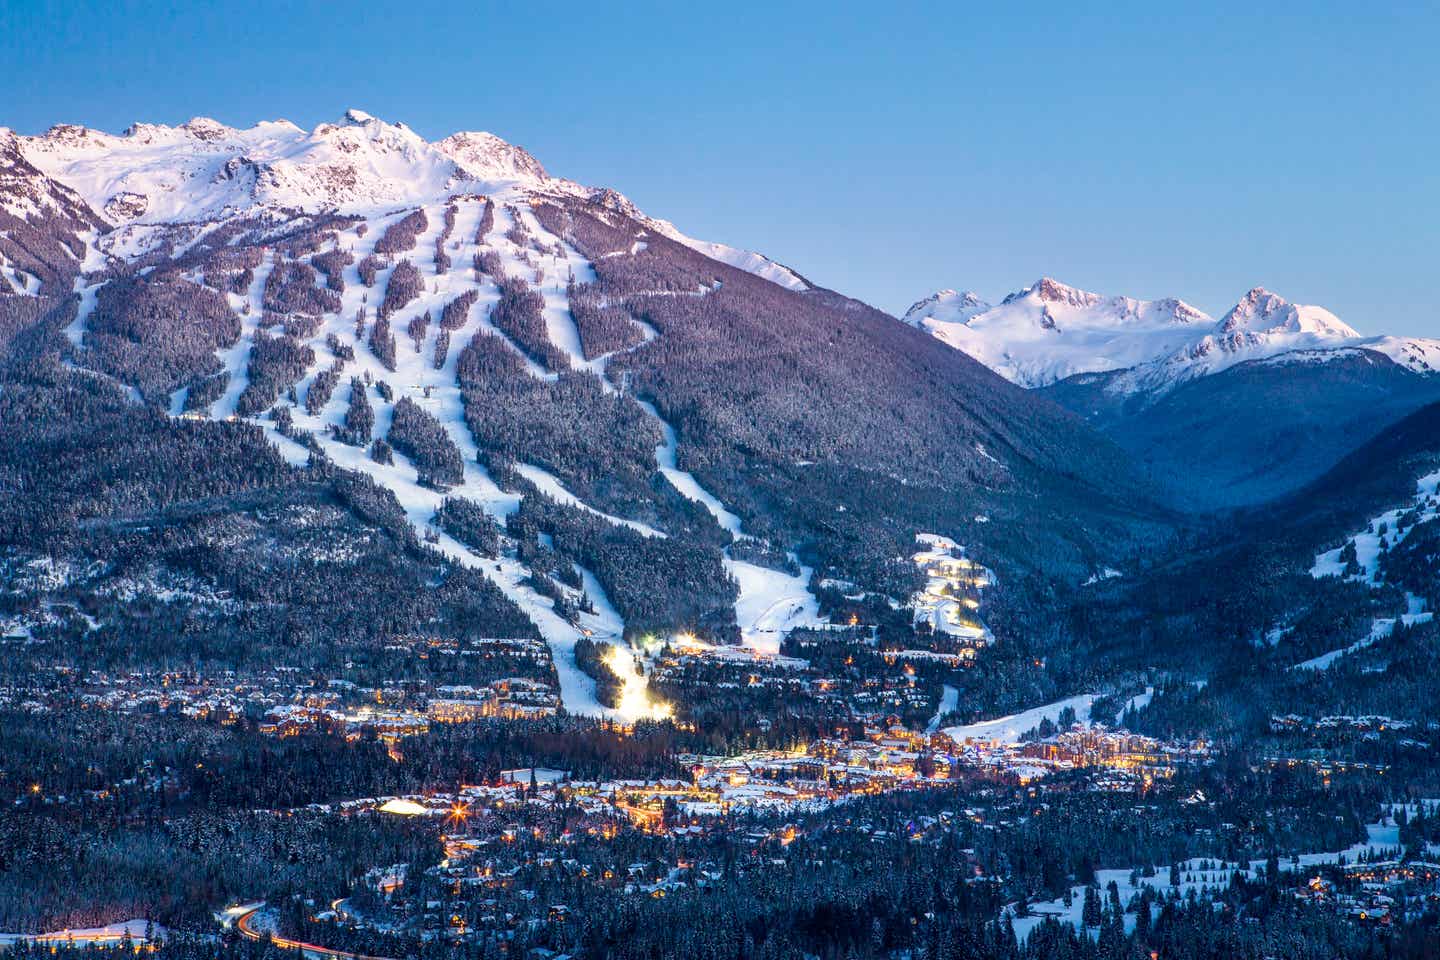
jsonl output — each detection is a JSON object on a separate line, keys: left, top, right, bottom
{"left": 604, "top": 646, "right": 673, "bottom": 723}
{"left": 379, "top": 798, "right": 428, "bottom": 816}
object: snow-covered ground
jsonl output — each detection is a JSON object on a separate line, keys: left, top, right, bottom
{"left": 1009, "top": 808, "right": 1417, "bottom": 942}
{"left": 17, "top": 110, "right": 805, "bottom": 293}
{"left": 724, "top": 555, "right": 824, "bottom": 655}
{"left": 1296, "top": 593, "right": 1433, "bottom": 671}
{"left": 926, "top": 683, "right": 959, "bottom": 733}
{"left": 942, "top": 693, "right": 1099, "bottom": 746}
{"left": 629, "top": 368, "right": 825, "bottom": 655}
{"left": 634, "top": 397, "right": 744, "bottom": 536}
{"left": 1301, "top": 468, "right": 1439, "bottom": 669}
{"left": 19, "top": 110, "right": 840, "bottom": 711}
{"left": 1310, "top": 468, "right": 1440, "bottom": 583}
{"left": 144, "top": 194, "right": 636, "bottom": 717}
{"left": 208, "top": 252, "right": 275, "bottom": 420}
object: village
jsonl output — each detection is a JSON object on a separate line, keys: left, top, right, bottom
{"left": 224, "top": 717, "right": 1208, "bottom": 950}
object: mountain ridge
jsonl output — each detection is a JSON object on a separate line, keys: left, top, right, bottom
{"left": 904, "top": 278, "right": 1439, "bottom": 393}
{"left": 0, "top": 107, "right": 1171, "bottom": 720}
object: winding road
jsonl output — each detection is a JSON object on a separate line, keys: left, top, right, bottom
{"left": 230, "top": 906, "right": 396, "bottom": 960}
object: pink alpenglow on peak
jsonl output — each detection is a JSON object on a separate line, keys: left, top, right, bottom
{"left": 905, "top": 277, "right": 1437, "bottom": 392}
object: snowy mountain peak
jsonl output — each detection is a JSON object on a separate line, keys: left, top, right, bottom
{"left": 19, "top": 111, "right": 477, "bottom": 223}
{"left": 905, "top": 274, "right": 1436, "bottom": 396}
{"left": 903, "top": 280, "right": 1215, "bottom": 387}
{"left": 179, "top": 116, "right": 237, "bottom": 141}
{"left": 1019, "top": 277, "right": 1104, "bottom": 309}
{"left": 902, "top": 289, "right": 991, "bottom": 328}
{"left": 309, "top": 109, "right": 430, "bottom": 154}
{"left": 0, "top": 128, "right": 105, "bottom": 227}
{"left": 1218, "top": 287, "right": 1361, "bottom": 340}
{"left": 578, "top": 186, "right": 809, "bottom": 292}
{"left": 434, "top": 130, "right": 548, "bottom": 183}
{"left": 7, "top": 110, "right": 815, "bottom": 295}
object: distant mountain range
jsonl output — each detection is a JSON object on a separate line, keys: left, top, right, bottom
{"left": 903, "top": 278, "right": 1438, "bottom": 392}
{"left": 905, "top": 278, "right": 1440, "bottom": 509}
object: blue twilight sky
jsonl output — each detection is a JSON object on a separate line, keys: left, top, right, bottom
{"left": 3, "top": 1, "right": 1437, "bottom": 335}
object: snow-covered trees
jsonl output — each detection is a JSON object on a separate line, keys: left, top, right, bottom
{"left": 263, "top": 259, "right": 340, "bottom": 316}
{"left": 311, "top": 248, "right": 352, "bottom": 293}
{"left": 473, "top": 249, "right": 503, "bottom": 279}
{"left": 236, "top": 332, "right": 315, "bottom": 416}
{"left": 378, "top": 259, "right": 422, "bottom": 323}
{"left": 387, "top": 397, "right": 464, "bottom": 490}
{"left": 489, "top": 276, "right": 567, "bottom": 372}
{"left": 433, "top": 496, "right": 501, "bottom": 557}
{"left": 372, "top": 208, "right": 428, "bottom": 256}
{"left": 198, "top": 245, "right": 263, "bottom": 295}
{"left": 454, "top": 331, "right": 663, "bottom": 511}
{"left": 357, "top": 254, "right": 383, "bottom": 287}
{"left": 508, "top": 490, "right": 738, "bottom": 642}
{"left": 433, "top": 328, "right": 450, "bottom": 370}
{"left": 434, "top": 203, "right": 457, "bottom": 274}
{"left": 475, "top": 198, "right": 496, "bottom": 243}
{"left": 369, "top": 316, "right": 397, "bottom": 372}
{"left": 440, "top": 290, "right": 478, "bottom": 331}
{"left": 406, "top": 311, "right": 430, "bottom": 353}
{"left": 568, "top": 280, "right": 644, "bottom": 359}
{"left": 182, "top": 371, "right": 228, "bottom": 414}
{"left": 305, "top": 358, "right": 345, "bottom": 416}
{"left": 338, "top": 376, "right": 373, "bottom": 445}
{"left": 86, "top": 277, "right": 241, "bottom": 403}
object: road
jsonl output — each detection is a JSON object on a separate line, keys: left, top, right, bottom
{"left": 232, "top": 906, "right": 396, "bottom": 960}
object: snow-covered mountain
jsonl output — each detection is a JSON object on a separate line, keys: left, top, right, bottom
{"left": 9, "top": 109, "right": 807, "bottom": 293}
{"left": 904, "top": 278, "right": 1440, "bottom": 394}
{"left": 1, "top": 107, "right": 1160, "bottom": 719}
{"left": 902, "top": 279, "right": 1212, "bottom": 388}
{"left": 0, "top": 129, "right": 107, "bottom": 292}
{"left": 904, "top": 277, "right": 1440, "bottom": 510}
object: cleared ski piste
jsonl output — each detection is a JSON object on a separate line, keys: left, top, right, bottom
{"left": 942, "top": 687, "right": 1153, "bottom": 746}
{"left": 942, "top": 693, "right": 1100, "bottom": 746}
{"left": 122, "top": 185, "right": 827, "bottom": 715}
{"left": 1300, "top": 467, "right": 1439, "bottom": 670}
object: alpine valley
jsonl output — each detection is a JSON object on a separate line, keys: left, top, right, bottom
{"left": 4, "top": 110, "right": 1440, "bottom": 960}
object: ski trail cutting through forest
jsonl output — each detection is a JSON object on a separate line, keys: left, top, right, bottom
{"left": 1298, "top": 468, "right": 1440, "bottom": 670}
{"left": 210, "top": 252, "right": 275, "bottom": 420}
{"left": 151, "top": 199, "right": 632, "bottom": 716}
{"left": 521, "top": 206, "right": 828, "bottom": 655}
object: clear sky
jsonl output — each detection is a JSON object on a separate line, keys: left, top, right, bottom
{"left": 4, "top": 1, "right": 1437, "bottom": 335}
